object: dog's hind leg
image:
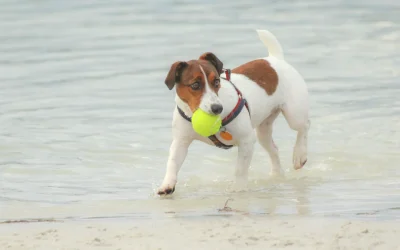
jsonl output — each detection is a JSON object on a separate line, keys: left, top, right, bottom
{"left": 256, "top": 109, "right": 283, "bottom": 176}
{"left": 281, "top": 103, "right": 310, "bottom": 170}
{"left": 278, "top": 62, "right": 310, "bottom": 170}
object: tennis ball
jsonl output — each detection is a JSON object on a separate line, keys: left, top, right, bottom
{"left": 191, "top": 109, "right": 222, "bottom": 137}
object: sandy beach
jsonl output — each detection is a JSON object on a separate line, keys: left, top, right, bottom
{"left": 1, "top": 215, "right": 399, "bottom": 250}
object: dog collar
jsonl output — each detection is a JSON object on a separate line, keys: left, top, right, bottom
{"left": 177, "top": 68, "right": 250, "bottom": 149}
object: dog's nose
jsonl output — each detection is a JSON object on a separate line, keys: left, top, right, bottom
{"left": 211, "top": 104, "right": 223, "bottom": 115}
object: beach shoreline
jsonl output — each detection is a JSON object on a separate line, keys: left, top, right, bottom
{"left": 1, "top": 215, "right": 399, "bottom": 250}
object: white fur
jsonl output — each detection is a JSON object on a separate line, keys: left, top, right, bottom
{"left": 199, "top": 65, "right": 222, "bottom": 113}
{"left": 158, "top": 29, "right": 310, "bottom": 195}
{"left": 256, "top": 29, "right": 285, "bottom": 60}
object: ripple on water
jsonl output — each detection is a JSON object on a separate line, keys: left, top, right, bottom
{"left": 0, "top": 0, "right": 399, "bottom": 221}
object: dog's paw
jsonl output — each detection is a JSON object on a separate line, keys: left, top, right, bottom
{"left": 157, "top": 185, "right": 176, "bottom": 196}
{"left": 293, "top": 145, "right": 307, "bottom": 170}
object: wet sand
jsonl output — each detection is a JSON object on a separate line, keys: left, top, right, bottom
{"left": 1, "top": 215, "right": 399, "bottom": 250}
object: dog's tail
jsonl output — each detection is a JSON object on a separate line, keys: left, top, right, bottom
{"left": 256, "top": 29, "right": 284, "bottom": 60}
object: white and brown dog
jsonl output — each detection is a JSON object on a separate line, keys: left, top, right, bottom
{"left": 158, "top": 29, "right": 310, "bottom": 195}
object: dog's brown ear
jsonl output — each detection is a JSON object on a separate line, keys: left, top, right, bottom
{"left": 164, "top": 61, "right": 188, "bottom": 90}
{"left": 199, "top": 52, "right": 223, "bottom": 75}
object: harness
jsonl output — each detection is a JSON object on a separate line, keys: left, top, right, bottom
{"left": 177, "top": 69, "right": 250, "bottom": 149}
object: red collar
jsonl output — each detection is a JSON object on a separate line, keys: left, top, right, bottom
{"left": 220, "top": 69, "right": 250, "bottom": 127}
{"left": 223, "top": 68, "right": 232, "bottom": 81}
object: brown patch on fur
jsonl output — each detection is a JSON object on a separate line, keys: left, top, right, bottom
{"left": 174, "top": 60, "right": 220, "bottom": 112}
{"left": 176, "top": 69, "right": 204, "bottom": 112}
{"left": 207, "top": 70, "right": 221, "bottom": 93}
{"left": 232, "top": 59, "right": 278, "bottom": 95}
{"left": 199, "top": 52, "right": 224, "bottom": 75}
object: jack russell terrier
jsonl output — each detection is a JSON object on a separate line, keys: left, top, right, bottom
{"left": 157, "top": 29, "right": 310, "bottom": 195}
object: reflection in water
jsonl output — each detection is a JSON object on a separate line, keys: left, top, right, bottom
{"left": 157, "top": 176, "right": 315, "bottom": 217}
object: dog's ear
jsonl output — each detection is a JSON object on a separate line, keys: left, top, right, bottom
{"left": 164, "top": 61, "right": 188, "bottom": 90}
{"left": 199, "top": 52, "right": 223, "bottom": 75}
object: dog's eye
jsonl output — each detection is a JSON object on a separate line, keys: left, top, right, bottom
{"left": 190, "top": 82, "right": 201, "bottom": 90}
{"left": 214, "top": 79, "right": 220, "bottom": 88}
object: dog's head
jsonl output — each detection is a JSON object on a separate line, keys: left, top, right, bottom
{"left": 164, "top": 52, "right": 224, "bottom": 115}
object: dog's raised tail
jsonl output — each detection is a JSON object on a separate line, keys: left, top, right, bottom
{"left": 256, "top": 29, "right": 284, "bottom": 60}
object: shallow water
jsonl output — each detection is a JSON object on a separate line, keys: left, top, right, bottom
{"left": 1, "top": 0, "right": 399, "bottom": 221}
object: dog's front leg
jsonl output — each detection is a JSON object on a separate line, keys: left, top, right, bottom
{"left": 234, "top": 133, "right": 256, "bottom": 189}
{"left": 157, "top": 138, "right": 192, "bottom": 195}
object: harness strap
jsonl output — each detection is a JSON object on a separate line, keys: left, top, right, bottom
{"left": 177, "top": 107, "right": 191, "bottom": 122}
{"left": 208, "top": 134, "right": 234, "bottom": 149}
{"left": 220, "top": 69, "right": 250, "bottom": 126}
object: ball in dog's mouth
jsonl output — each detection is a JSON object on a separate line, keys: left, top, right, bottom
{"left": 191, "top": 109, "right": 222, "bottom": 137}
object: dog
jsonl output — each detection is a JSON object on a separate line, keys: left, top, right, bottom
{"left": 157, "top": 29, "right": 310, "bottom": 195}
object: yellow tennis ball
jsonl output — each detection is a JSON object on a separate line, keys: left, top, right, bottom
{"left": 191, "top": 109, "right": 222, "bottom": 137}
